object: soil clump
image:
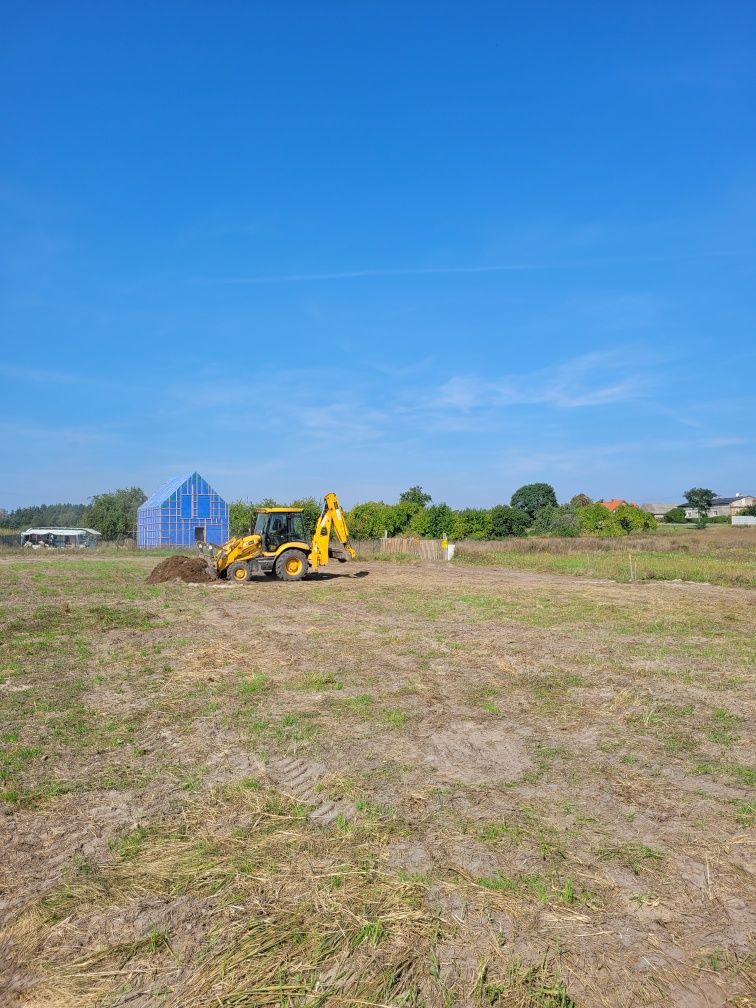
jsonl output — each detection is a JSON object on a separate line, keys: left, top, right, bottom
{"left": 146, "top": 555, "right": 217, "bottom": 584}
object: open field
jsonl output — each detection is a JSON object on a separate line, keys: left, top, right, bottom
{"left": 454, "top": 526, "right": 756, "bottom": 589}
{"left": 1, "top": 553, "right": 754, "bottom": 1007}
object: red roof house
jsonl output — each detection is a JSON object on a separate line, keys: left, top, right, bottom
{"left": 600, "top": 499, "right": 639, "bottom": 511}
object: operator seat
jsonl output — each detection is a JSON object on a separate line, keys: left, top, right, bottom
{"left": 268, "top": 517, "right": 285, "bottom": 550}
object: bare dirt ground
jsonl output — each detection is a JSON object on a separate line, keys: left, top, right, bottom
{"left": 0, "top": 554, "right": 754, "bottom": 1007}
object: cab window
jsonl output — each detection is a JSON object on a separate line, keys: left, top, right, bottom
{"left": 289, "top": 513, "right": 307, "bottom": 541}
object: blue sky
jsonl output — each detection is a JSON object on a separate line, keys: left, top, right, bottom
{"left": 1, "top": 1, "right": 754, "bottom": 510}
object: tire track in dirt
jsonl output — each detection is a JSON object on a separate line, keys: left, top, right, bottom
{"left": 266, "top": 756, "right": 356, "bottom": 826}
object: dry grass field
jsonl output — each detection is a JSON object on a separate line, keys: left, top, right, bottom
{"left": 454, "top": 526, "right": 756, "bottom": 589}
{"left": 1, "top": 550, "right": 754, "bottom": 1007}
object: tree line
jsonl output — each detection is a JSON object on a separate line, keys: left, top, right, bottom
{"left": 228, "top": 484, "right": 658, "bottom": 540}
{"left": 1, "top": 488, "right": 147, "bottom": 539}
{"left": 8, "top": 482, "right": 731, "bottom": 544}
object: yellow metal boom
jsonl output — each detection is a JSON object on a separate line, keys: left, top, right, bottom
{"left": 309, "top": 492, "right": 357, "bottom": 571}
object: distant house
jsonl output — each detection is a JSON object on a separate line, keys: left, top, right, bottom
{"left": 600, "top": 499, "right": 639, "bottom": 512}
{"left": 732, "top": 495, "right": 756, "bottom": 514}
{"left": 137, "top": 471, "right": 229, "bottom": 547}
{"left": 683, "top": 494, "right": 755, "bottom": 520}
{"left": 23, "top": 527, "right": 101, "bottom": 548}
{"left": 641, "top": 503, "right": 678, "bottom": 519}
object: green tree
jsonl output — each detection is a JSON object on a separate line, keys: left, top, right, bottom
{"left": 577, "top": 503, "right": 623, "bottom": 537}
{"left": 5, "top": 502, "right": 90, "bottom": 529}
{"left": 87, "top": 487, "right": 146, "bottom": 539}
{"left": 408, "top": 507, "right": 430, "bottom": 537}
{"left": 736, "top": 504, "right": 756, "bottom": 517}
{"left": 228, "top": 500, "right": 254, "bottom": 537}
{"left": 530, "top": 504, "right": 580, "bottom": 537}
{"left": 452, "top": 508, "right": 493, "bottom": 540}
{"left": 393, "top": 486, "right": 432, "bottom": 532}
{"left": 347, "top": 501, "right": 401, "bottom": 539}
{"left": 423, "top": 503, "right": 455, "bottom": 538}
{"left": 683, "top": 487, "right": 716, "bottom": 525}
{"left": 510, "top": 483, "right": 557, "bottom": 520}
{"left": 488, "top": 504, "right": 530, "bottom": 538}
{"left": 570, "top": 493, "right": 592, "bottom": 508}
{"left": 399, "top": 486, "right": 432, "bottom": 509}
{"left": 291, "top": 497, "right": 321, "bottom": 537}
{"left": 613, "top": 503, "right": 657, "bottom": 533}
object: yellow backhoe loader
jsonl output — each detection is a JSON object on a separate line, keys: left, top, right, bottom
{"left": 209, "top": 492, "right": 356, "bottom": 583}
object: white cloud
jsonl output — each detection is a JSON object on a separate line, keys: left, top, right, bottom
{"left": 428, "top": 351, "right": 651, "bottom": 414}
{"left": 0, "top": 421, "right": 113, "bottom": 444}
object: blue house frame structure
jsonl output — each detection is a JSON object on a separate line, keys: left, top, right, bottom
{"left": 137, "top": 472, "right": 229, "bottom": 547}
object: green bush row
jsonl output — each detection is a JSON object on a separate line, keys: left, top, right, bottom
{"left": 227, "top": 484, "right": 658, "bottom": 541}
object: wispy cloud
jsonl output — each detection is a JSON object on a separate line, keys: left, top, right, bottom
{"left": 202, "top": 251, "right": 752, "bottom": 286}
{"left": 299, "top": 401, "right": 390, "bottom": 443}
{"left": 0, "top": 363, "right": 143, "bottom": 394}
{"left": 0, "top": 363, "right": 85, "bottom": 385}
{"left": 207, "top": 264, "right": 543, "bottom": 285}
{"left": 698, "top": 436, "right": 749, "bottom": 449}
{"left": 430, "top": 351, "right": 651, "bottom": 413}
{"left": 0, "top": 421, "right": 113, "bottom": 444}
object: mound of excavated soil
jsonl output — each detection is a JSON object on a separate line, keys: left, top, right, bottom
{"left": 147, "top": 555, "right": 217, "bottom": 584}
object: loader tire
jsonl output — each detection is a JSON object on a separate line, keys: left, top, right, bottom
{"left": 227, "top": 561, "right": 251, "bottom": 583}
{"left": 275, "top": 549, "right": 308, "bottom": 582}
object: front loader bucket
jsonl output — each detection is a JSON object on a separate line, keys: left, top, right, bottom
{"left": 196, "top": 542, "right": 220, "bottom": 579}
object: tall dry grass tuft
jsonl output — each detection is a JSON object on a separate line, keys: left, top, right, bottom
{"left": 9, "top": 784, "right": 450, "bottom": 1007}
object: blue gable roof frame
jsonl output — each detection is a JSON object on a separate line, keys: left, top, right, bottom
{"left": 137, "top": 471, "right": 229, "bottom": 547}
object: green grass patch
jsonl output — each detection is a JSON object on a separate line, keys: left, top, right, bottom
{"left": 595, "top": 842, "right": 666, "bottom": 876}
{"left": 238, "top": 673, "right": 269, "bottom": 697}
{"left": 477, "top": 872, "right": 588, "bottom": 906}
{"left": 332, "top": 694, "right": 409, "bottom": 729}
{"left": 692, "top": 761, "right": 756, "bottom": 787}
{"left": 454, "top": 546, "right": 756, "bottom": 588}
{"left": 294, "top": 672, "right": 344, "bottom": 690}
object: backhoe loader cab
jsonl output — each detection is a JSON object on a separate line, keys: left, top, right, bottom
{"left": 254, "top": 508, "right": 308, "bottom": 552}
{"left": 211, "top": 492, "right": 356, "bottom": 584}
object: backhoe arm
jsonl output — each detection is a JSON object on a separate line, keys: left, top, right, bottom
{"left": 308, "top": 492, "right": 356, "bottom": 570}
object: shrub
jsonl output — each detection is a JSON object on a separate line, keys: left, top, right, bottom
{"left": 405, "top": 504, "right": 457, "bottom": 539}
{"left": 408, "top": 507, "right": 431, "bottom": 537}
{"left": 577, "top": 503, "right": 624, "bottom": 536}
{"left": 452, "top": 508, "right": 493, "bottom": 540}
{"left": 614, "top": 503, "right": 657, "bottom": 533}
{"left": 489, "top": 505, "right": 531, "bottom": 538}
{"left": 229, "top": 500, "right": 254, "bottom": 536}
{"left": 423, "top": 503, "right": 455, "bottom": 539}
{"left": 530, "top": 504, "right": 580, "bottom": 537}
{"left": 578, "top": 502, "right": 656, "bottom": 536}
{"left": 663, "top": 507, "right": 687, "bottom": 524}
{"left": 348, "top": 502, "right": 403, "bottom": 539}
